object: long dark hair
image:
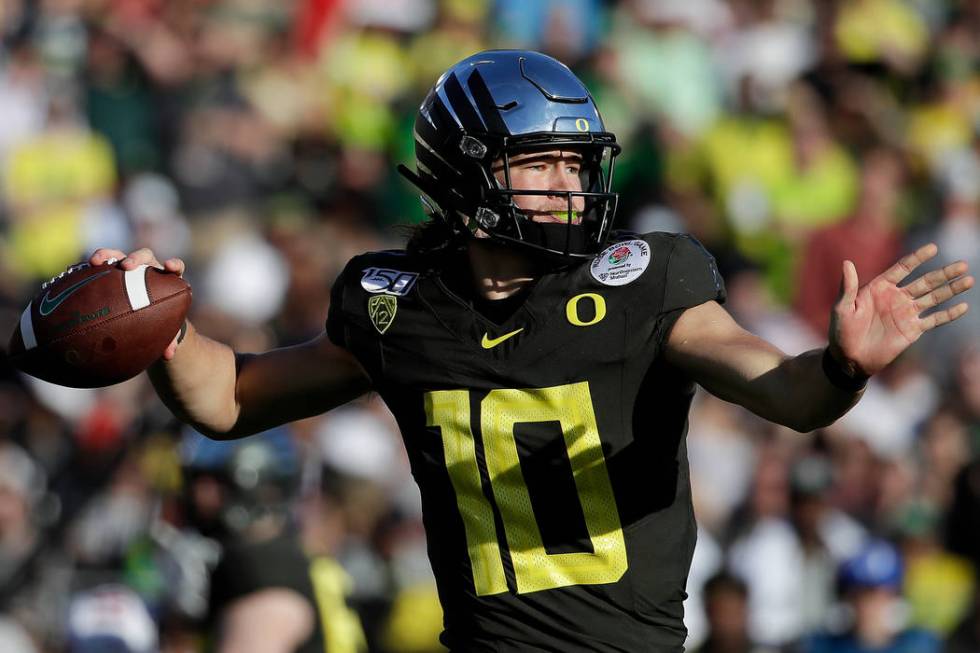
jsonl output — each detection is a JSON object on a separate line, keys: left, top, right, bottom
{"left": 404, "top": 217, "right": 463, "bottom": 256}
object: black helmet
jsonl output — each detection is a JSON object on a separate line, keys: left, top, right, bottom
{"left": 398, "top": 50, "right": 620, "bottom": 260}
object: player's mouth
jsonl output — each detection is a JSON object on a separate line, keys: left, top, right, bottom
{"left": 532, "top": 210, "right": 582, "bottom": 224}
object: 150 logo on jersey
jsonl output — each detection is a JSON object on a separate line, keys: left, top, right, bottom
{"left": 361, "top": 268, "right": 418, "bottom": 296}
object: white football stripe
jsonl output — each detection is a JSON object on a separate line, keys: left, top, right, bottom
{"left": 20, "top": 302, "right": 37, "bottom": 350}
{"left": 124, "top": 265, "right": 151, "bottom": 311}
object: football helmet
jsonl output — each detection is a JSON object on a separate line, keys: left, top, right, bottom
{"left": 398, "top": 50, "right": 620, "bottom": 259}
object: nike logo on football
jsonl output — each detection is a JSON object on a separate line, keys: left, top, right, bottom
{"left": 481, "top": 328, "right": 523, "bottom": 349}
{"left": 39, "top": 270, "right": 112, "bottom": 317}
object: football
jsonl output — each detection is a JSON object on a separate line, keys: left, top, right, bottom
{"left": 7, "top": 262, "right": 192, "bottom": 388}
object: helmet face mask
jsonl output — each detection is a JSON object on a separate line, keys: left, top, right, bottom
{"left": 399, "top": 50, "right": 621, "bottom": 260}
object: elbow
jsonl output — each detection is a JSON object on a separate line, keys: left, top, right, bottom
{"left": 781, "top": 415, "right": 817, "bottom": 434}
{"left": 786, "top": 417, "right": 822, "bottom": 434}
{"left": 194, "top": 399, "right": 248, "bottom": 441}
{"left": 785, "top": 411, "right": 843, "bottom": 434}
{"left": 196, "top": 426, "right": 237, "bottom": 441}
{"left": 181, "top": 411, "right": 248, "bottom": 441}
{"left": 175, "top": 418, "right": 233, "bottom": 441}
{"left": 195, "top": 419, "right": 254, "bottom": 441}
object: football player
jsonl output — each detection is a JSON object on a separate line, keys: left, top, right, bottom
{"left": 90, "top": 51, "right": 973, "bottom": 651}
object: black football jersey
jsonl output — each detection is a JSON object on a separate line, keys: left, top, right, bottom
{"left": 327, "top": 232, "right": 725, "bottom": 652}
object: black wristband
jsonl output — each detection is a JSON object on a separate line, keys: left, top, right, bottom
{"left": 822, "top": 348, "right": 869, "bottom": 393}
{"left": 176, "top": 320, "right": 188, "bottom": 345}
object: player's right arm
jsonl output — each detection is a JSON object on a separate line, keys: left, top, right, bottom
{"left": 89, "top": 248, "right": 372, "bottom": 439}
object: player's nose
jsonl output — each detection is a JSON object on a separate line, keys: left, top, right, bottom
{"left": 544, "top": 167, "right": 578, "bottom": 203}
{"left": 546, "top": 168, "right": 586, "bottom": 212}
{"left": 547, "top": 166, "right": 579, "bottom": 192}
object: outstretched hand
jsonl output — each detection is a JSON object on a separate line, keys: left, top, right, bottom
{"left": 830, "top": 243, "right": 973, "bottom": 377}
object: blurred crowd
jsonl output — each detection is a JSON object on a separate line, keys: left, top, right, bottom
{"left": 0, "top": 0, "right": 978, "bottom": 651}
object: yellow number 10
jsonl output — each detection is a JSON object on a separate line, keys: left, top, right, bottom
{"left": 424, "top": 382, "right": 628, "bottom": 596}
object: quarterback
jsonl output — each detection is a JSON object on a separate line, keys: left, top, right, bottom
{"left": 90, "top": 51, "right": 972, "bottom": 651}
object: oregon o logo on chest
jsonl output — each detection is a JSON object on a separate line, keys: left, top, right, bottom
{"left": 566, "top": 293, "right": 606, "bottom": 326}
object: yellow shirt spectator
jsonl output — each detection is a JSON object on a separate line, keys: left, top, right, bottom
{"left": 835, "top": 0, "right": 929, "bottom": 66}
{"left": 3, "top": 126, "right": 116, "bottom": 278}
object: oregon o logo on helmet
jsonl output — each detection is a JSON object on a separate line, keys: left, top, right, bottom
{"left": 566, "top": 293, "right": 606, "bottom": 326}
{"left": 575, "top": 118, "right": 590, "bottom": 132}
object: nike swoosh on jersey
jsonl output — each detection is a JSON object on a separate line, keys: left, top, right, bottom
{"left": 481, "top": 328, "right": 524, "bottom": 349}
{"left": 39, "top": 270, "right": 112, "bottom": 317}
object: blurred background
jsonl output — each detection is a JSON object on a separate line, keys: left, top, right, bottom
{"left": 0, "top": 0, "right": 978, "bottom": 651}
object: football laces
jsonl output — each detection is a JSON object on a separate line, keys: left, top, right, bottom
{"left": 41, "top": 262, "right": 93, "bottom": 290}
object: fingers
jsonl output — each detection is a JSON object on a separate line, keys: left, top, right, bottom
{"left": 90, "top": 248, "right": 185, "bottom": 277}
{"left": 119, "top": 247, "right": 162, "bottom": 271}
{"left": 89, "top": 248, "right": 127, "bottom": 266}
{"left": 840, "top": 260, "right": 859, "bottom": 309}
{"left": 921, "top": 302, "right": 969, "bottom": 331}
{"left": 162, "top": 333, "right": 179, "bottom": 361}
{"left": 882, "top": 243, "right": 938, "bottom": 285}
{"left": 914, "top": 274, "right": 975, "bottom": 311}
{"left": 904, "top": 260, "right": 969, "bottom": 298}
{"left": 163, "top": 258, "right": 185, "bottom": 277}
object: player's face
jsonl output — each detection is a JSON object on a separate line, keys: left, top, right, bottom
{"left": 494, "top": 149, "right": 586, "bottom": 224}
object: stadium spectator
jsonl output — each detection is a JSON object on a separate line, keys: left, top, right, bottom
{"left": 794, "top": 148, "right": 906, "bottom": 338}
{"left": 801, "top": 539, "right": 940, "bottom": 653}
{"left": 695, "top": 572, "right": 758, "bottom": 653}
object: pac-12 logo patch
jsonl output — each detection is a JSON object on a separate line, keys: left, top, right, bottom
{"left": 361, "top": 267, "right": 418, "bottom": 296}
{"left": 590, "top": 239, "right": 650, "bottom": 286}
{"left": 368, "top": 295, "right": 397, "bottom": 334}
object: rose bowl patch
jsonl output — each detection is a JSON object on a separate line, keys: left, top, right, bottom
{"left": 590, "top": 239, "right": 650, "bottom": 286}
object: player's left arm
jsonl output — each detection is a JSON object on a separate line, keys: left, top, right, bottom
{"left": 665, "top": 244, "right": 973, "bottom": 432}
